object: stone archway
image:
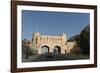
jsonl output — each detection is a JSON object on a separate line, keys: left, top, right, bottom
{"left": 53, "top": 46, "right": 61, "bottom": 54}
{"left": 41, "top": 45, "right": 50, "bottom": 54}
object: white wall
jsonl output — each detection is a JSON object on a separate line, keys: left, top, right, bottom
{"left": 0, "top": 0, "right": 100, "bottom": 73}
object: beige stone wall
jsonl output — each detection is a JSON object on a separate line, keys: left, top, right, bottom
{"left": 67, "top": 41, "right": 77, "bottom": 53}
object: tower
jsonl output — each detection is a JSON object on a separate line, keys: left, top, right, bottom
{"left": 61, "top": 33, "right": 68, "bottom": 53}
{"left": 32, "top": 32, "right": 40, "bottom": 43}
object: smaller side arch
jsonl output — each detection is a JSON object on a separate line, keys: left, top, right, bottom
{"left": 53, "top": 46, "right": 61, "bottom": 54}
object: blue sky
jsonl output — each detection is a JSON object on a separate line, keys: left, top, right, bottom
{"left": 22, "top": 10, "right": 90, "bottom": 40}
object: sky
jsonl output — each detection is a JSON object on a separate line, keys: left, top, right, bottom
{"left": 22, "top": 10, "right": 90, "bottom": 40}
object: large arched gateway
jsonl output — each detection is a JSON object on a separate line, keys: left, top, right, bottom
{"left": 41, "top": 45, "right": 49, "bottom": 54}
{"left": 31, "top": 32, "right": 68, "bottom": 54}
{"left": 23, "top": 32, "right": 77, "bottom": 54}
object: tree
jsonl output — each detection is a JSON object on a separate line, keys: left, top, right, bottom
{"left": 67, "top": 25, "right": 90, "bottom": 54}
{"left": 80, "top": 25, "right": 90, "bottom": 54}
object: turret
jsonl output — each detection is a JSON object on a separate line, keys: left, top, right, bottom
{"left": 32, "top": 32, "right": 40, "bottom": 43}
{"left": 62, "top": 33, "right": 67, "bottom": 39}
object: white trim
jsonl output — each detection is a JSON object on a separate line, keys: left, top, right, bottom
{"left": 17, "top": 5, "right": 94, "bottom": 68}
